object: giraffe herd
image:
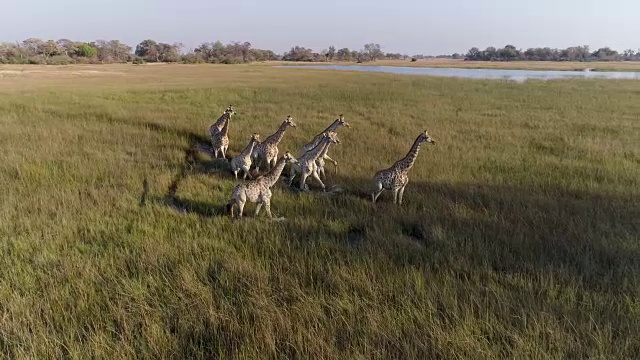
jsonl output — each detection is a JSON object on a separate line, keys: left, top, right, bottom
{"left": 208, "top": 105, "right": 436, "bottom": 219}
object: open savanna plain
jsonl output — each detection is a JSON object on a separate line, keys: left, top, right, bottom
{"left": 0, "top": 63, "right": 638, "bottom": 359}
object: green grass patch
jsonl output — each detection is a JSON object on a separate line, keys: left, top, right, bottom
{"left": 0, "top": 65, "right": 638, "bottom": 359}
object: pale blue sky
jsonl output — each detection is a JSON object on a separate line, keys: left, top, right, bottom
{"left": 2, "top": 0, "right": 638, "bottom": 55}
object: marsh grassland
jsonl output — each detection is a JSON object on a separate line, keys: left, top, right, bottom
{"left": 0, "top": 63, "right": 638, "bottom": 359}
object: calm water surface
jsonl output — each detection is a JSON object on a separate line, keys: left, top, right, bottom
{"left": 276, "top": 65, "right": 640, "bottom": 81}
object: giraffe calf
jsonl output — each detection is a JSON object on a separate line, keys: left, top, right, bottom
{"left": 230, "top": 133, "right": 260, "bottom": 180}
{"left": 227, "top": 152, "right": 298, "bottom": 219}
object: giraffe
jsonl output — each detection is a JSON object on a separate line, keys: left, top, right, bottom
{"left": 230, "top": 133, "right": 260, "bottom": 180}
{"left": 289, "top": 131, "right": 340, "bottom": 192}
{"left": 299, "top": 114, "right": 350, "bottom": 177}
{"left": 211, "top": 109, "right": 233, "bottom": 160}
{"left": 315, "top": 139, "right": 337, "bottom": 180}
{"left": 208, "top": 105, "right": 235, "bottom": 139}
{"left": 227, "top": 152, "right": 298, "bottom": 219}
{"left": 371, "top": 130, "right": 436, "bottom": 205}
{"left": 252, "top": 115, "right": 297, "bottom": 173}
{"left": 299, "top": 114, "right": 350, "bottom": 155}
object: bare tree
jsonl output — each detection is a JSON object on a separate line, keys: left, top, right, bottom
{"left": 56, "top": 39, "right": 77, "bottom": 57}
{"left": 327, "top": 46, "right": 336, "bottom": 61}
{"left": 363, "top": 43, "right": 383, "bottom": 62}
{"left": 22, "top": 38, "right": 44, "bottom": 57}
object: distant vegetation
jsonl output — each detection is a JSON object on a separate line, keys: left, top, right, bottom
{"left": 0, "top": 38, "right": 392, "bottom": 64}
{"left": 1, "top": 38, "right": 639, "bottom": 65}
{"left": 464, "top": 44, "right": 640, "bottom": 62}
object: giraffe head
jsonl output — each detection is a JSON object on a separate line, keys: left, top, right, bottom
{"left": 250, "top": 133, "right": 261, "bottom": 142}
{"left": 325, "top": 131, "right": 341, "bottom": 144}
{"left": 420, "top": 130, "right": 436, "bottom": 145}
{"left": 284, "top": 115, "right": 297, "bottom": 128}
{"left": 225, "top": 105, "right": 236, "bottom": 116}
{"left": 337, "top": 114, "right": 351, "bottom": 128}
{"left": 282, "top": 151, "right": 298, "bottom": 164}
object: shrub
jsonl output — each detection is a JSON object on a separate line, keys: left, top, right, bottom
{"left": 47, "top": 55, "right": 74, "bottom": 65}
{"left": 76, "top": 44, "right": 97, "bottom": 58}
{"left": 221, "top": 57, "right": 243, "bottom": 64}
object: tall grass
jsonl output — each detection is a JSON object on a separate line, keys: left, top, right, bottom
{"left": 0, "top": 64, "right": 638, "bottom": 359}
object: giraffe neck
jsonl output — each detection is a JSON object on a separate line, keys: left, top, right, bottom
{"left": 319, "top": 141, "right": 333, "bottom": 158}
{"left": 319, "top": 119, "right": 341, "bottom": 136}
{"left": 241, "top": 138, "right": 258, "bottom": 157}
{"left": 309, "top": 119, "right": 341, "bottom": 147}
{"left": 213, "top": 113, "right": 228, "bottom": 129}
{"left": 393, "top": 135, "right": 423, "bottom": 173}
{"left": 265, "top": 122, "right": 288, "bottom": 145}
{"left": 220, "top": 116, "right": 230, "bottom": 136}
{"left": 325, "top": 119, "right": 342, "bottom": 133}
{"left": 305, "top": 137, "right": 331, "bottom": 161}
{"left": 262, "top": 158, "right": 288, "bottom": 187}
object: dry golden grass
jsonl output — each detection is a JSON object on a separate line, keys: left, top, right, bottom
{"left": 1, "top": 64, "right": 639, "bottom": 359}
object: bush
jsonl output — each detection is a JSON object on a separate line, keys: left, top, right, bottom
{"left": 27, "top": 57, "right": 45, "bottom": 65}
{"left": 132, "top": 57, "right": 145, "bottom": 65}
{"left": 411, "top": 58, "right": 417, "bottom": 62}
{"left": 221, "top": 57, "right": 243, "bottom": 64}
{"left": 47, "top": 55, "right": 74, "bottom": 65}
{"left": 76, "top": 44, "right": 98, "bottom": 58}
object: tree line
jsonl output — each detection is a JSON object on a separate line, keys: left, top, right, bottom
{"left": 0, "top": 38, "right": 398, "bottom": 64}
{"left": 2, "top": 38, "right": 638, "bottom": 65}
{"left": 464, "top": 45, "right": 640, "bottom": 62}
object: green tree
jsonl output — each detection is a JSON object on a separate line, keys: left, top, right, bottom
{"left": 135, "top": 39, "right": 159, "bottom": 61}
{"left": 336, "top": 48, "right": 351, "bottom": 61}
{"left": 76, "top": 43, "right": 97, "bottom": 57}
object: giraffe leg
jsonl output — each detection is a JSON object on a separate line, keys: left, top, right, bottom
{"left": 254, "top": 160, "right": 260, "bottom": 174}
{"left": 255, "top": 202, "right": 262, "bottom": 217}
{"left": 237, "top": 199, "right": 246, "bottom": 218}
{"left": 299, "top": 172, "right": 310, "bottom": 191}
{"left": 398, "top": 185, "right": 407, "bottom": 205}
{"left": 227, "top": 199, "right": 236, "bottom": 218}
{"left": 288, "top": 164, "right": 297, "bottom": 187}
{"left": 392, "top": 188, "right": 400, "bottom": 204}
{"left": 264, "top": 199, "right": 272, "bottom": 219}
{"left": 221, "top": 146, "right": 227, "bottom": 161}
{"left": 242, "top": 166, "right": 252, "bottom": 180}
{"left": 324, "top": 155, "right": 338, "bottom": 174}
{"left": 372, "top": 182, "right": 384, "bottom": 203}
{"left": 316, "top": 161, "right": 325, "bottom": 180}
{"left": 264, "top": 157, "right": 271, "bottom": 172}
{"left": 233, "top": 170, "right": 238, "bottom": 180}
{"left": 311, "top": 171, "right": 326, "bottom": 192}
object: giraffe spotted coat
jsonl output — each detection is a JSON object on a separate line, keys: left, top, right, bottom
{"left": 371, "top": 130, "right": 435, "bottom": 205}
{"left": 227, "top": 152, "right": 298, "bottom": 218}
